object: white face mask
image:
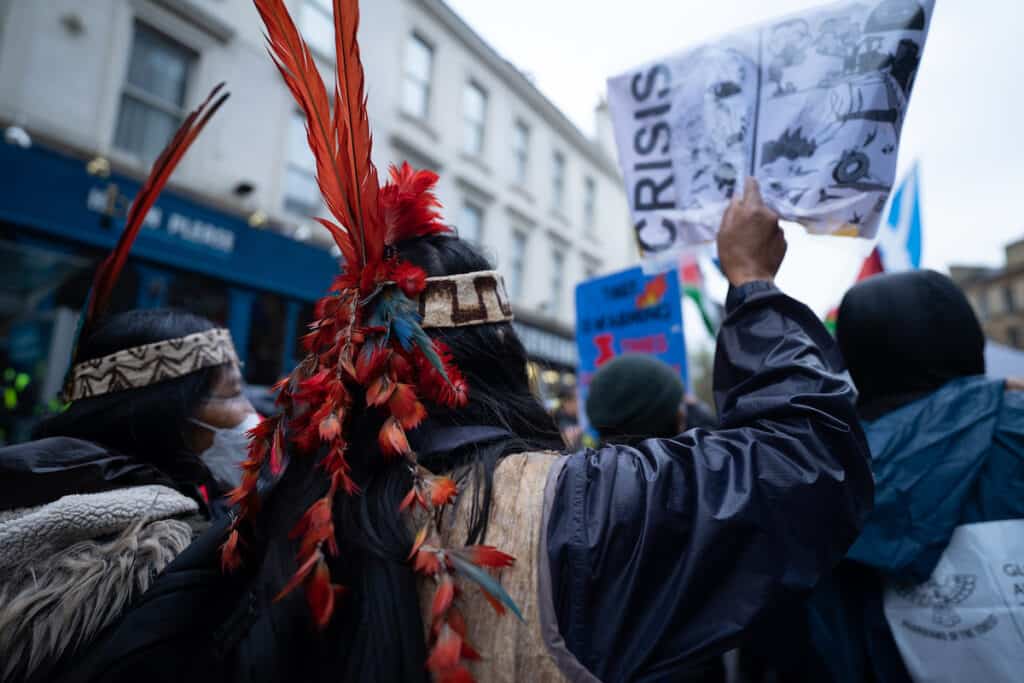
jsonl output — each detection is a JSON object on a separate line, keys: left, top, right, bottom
{"left": 189, "top": 412, "right": 260, "bottom": 491}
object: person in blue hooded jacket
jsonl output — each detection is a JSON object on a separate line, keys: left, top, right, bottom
{"left": 750, "top": 269, "right": 1024, "bottom": 682}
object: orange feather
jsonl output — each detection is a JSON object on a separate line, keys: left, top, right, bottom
{"left": 388, "top": 383, "right": 427, "bottom": 430}
{"left": 273, "top": 549, "right": 320, "bottom": 603}
{"left": 378, "top": 416, "right": 410, "bottom": 457}
{"left": 306, "top": 556, "right": 339, "bottom": 629}
{"left": 439, "top": 665, "right": 475, "bottom": 683}
{"left": 428, "top": 476, "right": 458, "bottom": 507}
{"left": 219, "top": 529, "right": 244, "bottom": 573}
{"left": 426, "top": 622, "right": 462, "bottom": 673}
{"left": 432, "top": 573, "right": 455, "bottom": 618}
{"left": 413, "top": 549, "right": 441, "bottom": 576}
{"left": 366, "top": 374, "right": 395, "bottom": 406}
{"left": 460, "top": 545, "right": 515, "bottom": 569}
{"left": 330, "top": 0, "right": 383, "bottom": 266}
{"left": 408, "top": 524, "right": 428, "bottom": 560}
{"left": 479, "top": 588, "right": 506, "bottom": 616}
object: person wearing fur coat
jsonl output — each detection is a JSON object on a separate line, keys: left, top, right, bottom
{"left": 0, "top": 308, "right": 257, "bottom": 683}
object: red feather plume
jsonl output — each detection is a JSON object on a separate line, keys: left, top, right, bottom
{"left": 85, "top": 83, "right": 229, "bottom": 328}
{"left": 235, "top": 4, "right": 523, "bottom": 679}
{"left": 380, "top": 162, "right": 449, "bottom": 244}
{"left": 254, "top": 0, "right": 381, "bottom": 270}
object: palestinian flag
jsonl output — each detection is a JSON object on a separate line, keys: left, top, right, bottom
{"left": 679, "top": 253, "right": 721, "bottom": 336}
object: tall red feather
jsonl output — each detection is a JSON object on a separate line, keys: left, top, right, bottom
{"left": 253, "top": 0, "right": 360, "bottom": 265}
{"left": 86, "top": 83, "right": 229, "bottom": 326}
{"left": 331, "top": 0, "right": 383, "bottom": 267}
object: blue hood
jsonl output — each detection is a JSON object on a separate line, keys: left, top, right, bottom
{"left": 847, "top": 376, "right": 1024, "bottom": 581}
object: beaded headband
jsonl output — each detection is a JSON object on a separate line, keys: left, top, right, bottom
{"left": 62, "top": 328, "right": 239, "bottom": 402}
{"left": 419, "top": 271, "right": 513, "bottom": 328}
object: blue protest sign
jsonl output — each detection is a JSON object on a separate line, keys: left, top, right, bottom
{"left": 575, "top": 266, "right": 688, "bottom": 432}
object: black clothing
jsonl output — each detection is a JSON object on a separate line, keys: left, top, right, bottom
{"left": 837, "top": 269, "right": 985, "bottom": 417}
{"left": 547, "top": 281, "right": 872, "bottom": 680}
{"left": 0, "top": 437, "right": 183, "bottom": 511}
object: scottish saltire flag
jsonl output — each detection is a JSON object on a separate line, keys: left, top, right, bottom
{"left": 824, "top": 165, "right": 923, "bottom": 333}
{"left": 876, "top": 163, "right": 924, "bottom": 272}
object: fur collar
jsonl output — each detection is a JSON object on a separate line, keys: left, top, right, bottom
{"left": 0, "top": 485, "right": 198, "bottom": 682}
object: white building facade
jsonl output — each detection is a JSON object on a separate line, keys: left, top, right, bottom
{"left": 0, "top": 0, "right": 634, "bottom": 409}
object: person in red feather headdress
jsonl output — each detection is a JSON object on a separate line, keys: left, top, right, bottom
{"left": 53, "top": 3, "right": 873, "bottom": 682}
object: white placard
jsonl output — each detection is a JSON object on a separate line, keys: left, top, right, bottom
{"left": 607, "top": 0, "right": 934, "bottom": 256}
{"left": 883, "top": 519, "right": 1024, "bottom": 683}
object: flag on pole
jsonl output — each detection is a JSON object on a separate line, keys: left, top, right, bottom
{"left": 824, "top": 165, "right": 923, "bottom": 333}
{"left": 679, "top": 253, "right": 721, "bottom": 336}
{"left": 876, "top": 163, "right": 924, "bottom": 272}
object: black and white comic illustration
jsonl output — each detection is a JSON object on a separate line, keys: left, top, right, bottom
{"left": 608, "top": 0, "right": 934, "bottom": 255}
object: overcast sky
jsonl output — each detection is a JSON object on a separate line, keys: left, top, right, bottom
{"left": 446, "top": 0, "right": 1024, "bottom": 336}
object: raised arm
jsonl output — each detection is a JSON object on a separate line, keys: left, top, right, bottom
{"left": 545, "top": 179, "right": 873, "bottom": 680}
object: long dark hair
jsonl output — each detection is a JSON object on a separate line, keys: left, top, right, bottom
{"left": 33, "top": 309, "right": 226, "bottom": 482}
{"left": 249, "top": 234, "right": 562, "bottom": 681}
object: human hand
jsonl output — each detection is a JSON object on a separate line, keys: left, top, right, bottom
{"left": 717, "top": 177, "right": 787, "bottom": 287}
{"left": 1006, "top": 377, "right": 1024, "bottom": 392}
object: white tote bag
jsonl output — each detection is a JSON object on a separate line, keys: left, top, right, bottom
{"left": 883, "top": 519, "right": 1024, "bottom": 683}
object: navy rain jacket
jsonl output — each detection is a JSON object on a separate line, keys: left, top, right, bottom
{"left": 797, "top": 376, "right": 1024, "bottom": 683}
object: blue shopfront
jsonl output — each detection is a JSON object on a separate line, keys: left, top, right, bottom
{"left": 0, "top": 141, "right": 338, "bottom": 442}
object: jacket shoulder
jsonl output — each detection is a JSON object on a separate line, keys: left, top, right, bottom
{"left": 0, "top": 509, "right": 193, "bottom": 682}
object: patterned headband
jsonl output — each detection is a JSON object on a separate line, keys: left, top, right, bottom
{"left": 418, "top": 270, "right": 514, "bottom": 328}
{"left": 63, "top": 328, "right": 240, "bottom": 402}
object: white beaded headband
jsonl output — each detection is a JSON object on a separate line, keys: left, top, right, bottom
{"left": 63, "top": 328, "right": 240, "bottom": 402}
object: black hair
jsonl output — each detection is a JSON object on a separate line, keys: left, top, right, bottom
{"left": 33, "top": 309, "right": 226, "bottom": 484}
{"left": 252, "top": 234, "right": 563, "bottom": 681}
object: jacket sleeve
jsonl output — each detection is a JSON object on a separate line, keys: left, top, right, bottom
{"left": 546, "top": 281, "right": 873, "bottom": 681}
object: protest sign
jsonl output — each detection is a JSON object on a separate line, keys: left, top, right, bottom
{"left": 575, "top": 266, "right": 687, "bottom": 433}
{"left": 883, "top": 519, "right": 1024, "bottom": 683}
{"left": 607, "top": 0, "right": 934, "bottom": 256}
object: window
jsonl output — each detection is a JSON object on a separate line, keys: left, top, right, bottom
{"left": 402, "top": 34, "right": 433, "bottom": 119}
{"left": 1004, "top": 286, "right": 1015, "bottom": 314}
{"left": 583, "top": 176, "right": 597, "bottom": 233}
{"left": 459, "top": 203, "right": 484, "bottom": 244}
{"left": 282, "top": 110, "right": 321, "bottom": 217}
{"left": 463, "top": 82, "right": 487, "bottom": 156}
{"left": 299, "top": 0, "right": 333, "bottom": 56}
{"left": 550, "top": 249, "right": 565, "bottom": 316}
{"left": 1009, "top": 327, "right": 1021, "bottom": 349}
{"left": 552, "top": 152, "right": 566, "bottom": 211}
{"left": 114, "top": 23, "right": 195, "bottom": 163}
{"left": 512, "top": 120, "right": 530, "bottom": 185}
{"left": 508, "top": 230, "right": 528, "bottom": 300}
